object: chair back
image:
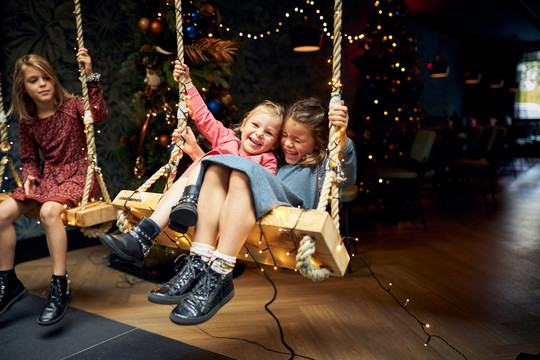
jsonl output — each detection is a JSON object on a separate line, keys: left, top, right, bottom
{"left": 409, "top": 129, "right": 436, "bottom": 164}
{"left": 485, "top": 127, "right": 507, "bottom": 161}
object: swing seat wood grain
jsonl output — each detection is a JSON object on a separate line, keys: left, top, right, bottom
{"left": 0, "top": 193, "right": 116, "bottom": 228}
{"left": 112, "top": 190, "right": 350, "bottom": 277}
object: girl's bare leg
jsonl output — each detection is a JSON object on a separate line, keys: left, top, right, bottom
{"left": 0, "top": 197, "right": 38, "bottom": 271}
{"left": 40, "top": 201, "right": 68, "bottom": 276}
{"left": 215, "top": 170, "right": 256, "bottom": 257}
{"left": 191, "top": 164, "right": 231, "bottom": 247}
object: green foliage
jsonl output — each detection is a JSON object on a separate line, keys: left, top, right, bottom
{"left": 117, "top": 0, "right": 238, "bottom": 190}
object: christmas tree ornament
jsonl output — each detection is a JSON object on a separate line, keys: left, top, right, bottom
{"left": 150, "top": 19, "right": 164, "bottom": 35}
{"left": 138, "top": 17, "right": 151, "bottom": 33}
{"left": 158, "top": 134, "right": 170, "bottom": 147}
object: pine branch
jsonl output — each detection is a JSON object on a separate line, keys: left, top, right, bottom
{"left": 185, "top": 38, "right": 238, "bottom": 65}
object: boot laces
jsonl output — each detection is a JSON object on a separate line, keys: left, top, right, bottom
{"left": 170, "top": 255, "right": 202, "bottom": 290}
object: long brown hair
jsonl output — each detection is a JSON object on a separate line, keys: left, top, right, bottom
{"left": 279, "top": 97, "right": 329, "bottom": 166}
{"left": 9, "top": 54, "right": 72, "bottom": 125}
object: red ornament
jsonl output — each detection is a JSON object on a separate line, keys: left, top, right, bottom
{"left": 138, "top": 17, "right": 151, "bottom": 33}
{"left": 150, "top": 19, "right": 164, "bottom": 35}
{"left": 158, "top": 134, "right": 170, "bottom": 147}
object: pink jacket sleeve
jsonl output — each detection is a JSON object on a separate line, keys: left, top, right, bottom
{"left": 187, "top": 87, "right": 236, "bottom": 149}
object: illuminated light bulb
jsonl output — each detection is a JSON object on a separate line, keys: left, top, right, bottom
{"left": 261, "top": 268, "right": 264, "bottom": 272}
{"left": 274, "top": 266, "right": 277, "bottom": 270}
{"left": 245, "top": 254, "right": 248, "bottom": 257}
{"left": 378, "top": 178, "right": 383, "bottom": 183}
{"left": 259, "top": 250, "right": 263, "bottom": 254}
{"left": 425, "top": 324, "right": 430, "bottom": 328}
{"left": 337, "top": 245, "right": 342, "bottom": 250}
{"left": 286, "top": 252, "right": 290, "bottom": 256}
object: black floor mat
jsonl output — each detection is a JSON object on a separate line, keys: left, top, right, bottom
{"left": 0, "top": 294, "right": 235, "bottom": 360}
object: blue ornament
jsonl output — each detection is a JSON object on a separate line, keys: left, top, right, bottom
{"left": 184, "top": 25, "right": 197, "bottom": 39}
{"left": 167, "top": 145, "right": 174, "bottom": 156}
{"left": 207, "top": 99, "right": 226, "bottom": 115}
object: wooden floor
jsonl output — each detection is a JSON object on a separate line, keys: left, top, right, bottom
{"left": 14, "top": 163, "right": 540, "bottom": 360}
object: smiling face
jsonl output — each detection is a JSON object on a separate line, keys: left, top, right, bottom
{"left": 239, "top": 113, "right": 282, "bottom": 155}
{"left": 22, "top": 65, "right": 55, "bottom": 107}
{"left": 280, "top": 118, "right": 316, "bottom": 164}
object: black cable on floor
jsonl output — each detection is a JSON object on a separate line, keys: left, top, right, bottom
{"left": 353, "top": 250, "right": 469, "bottom": 360}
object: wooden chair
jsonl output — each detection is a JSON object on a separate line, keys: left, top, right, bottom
{"left": 366, "top": 129, "right": 437, "bottom": 230}
{"left": 450, "top": 127, "right": 508, "bottom": 214}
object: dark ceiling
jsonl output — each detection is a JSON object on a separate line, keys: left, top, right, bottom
{"left": 406, "top": 0, "right": 540, "bottom": 45}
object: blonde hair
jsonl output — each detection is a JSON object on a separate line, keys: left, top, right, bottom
{"left": 280, "top": 97, "right": 329, "bottom": 166}
{"left": 234, "top": 100, "right": 284, "bottom": 135}
{"left": 9, "top": 54, "right": 72, "bottom": 125}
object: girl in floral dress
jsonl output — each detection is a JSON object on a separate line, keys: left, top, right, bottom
{"left": 0, "top": 49, "right": 107, "bottom": 325}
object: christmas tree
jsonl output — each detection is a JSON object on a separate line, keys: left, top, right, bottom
{"left": 119, "top": 0, "right": 238, "bottom": 190}
{"left": 353, "top": 0, "right": 423, "bottom": 169}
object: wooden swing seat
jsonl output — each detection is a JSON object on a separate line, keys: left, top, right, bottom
{"left": 0, "top": 192, "right": 116, "bottom": 228}
{"left": 112, "top": 190, "right": 350, "bottom": 277}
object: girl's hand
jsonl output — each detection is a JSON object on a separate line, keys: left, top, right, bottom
{"left": 24, "top": 175, "right": 36, "bottom": 195}
{"left": 183, "top": 127, "right": 205, "bottom": 160}
{"left": 76, "top": 48, "right": 94, "bottom": 77}
{"left": 173, "top": 61, "right": 193, "bottom": 88}
{"left": 329, "top": 100, "right": 349, "bottom": 146}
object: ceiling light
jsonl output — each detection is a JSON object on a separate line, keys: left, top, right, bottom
{"left": 291, "top": 17, "right": 323, "bottom": 52}
{"left": 428, "top": 55, "right": 450, "bottom": 78}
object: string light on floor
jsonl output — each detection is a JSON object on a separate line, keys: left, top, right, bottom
{"left": 354, "top": 253, "right": 469, "bottom": 359}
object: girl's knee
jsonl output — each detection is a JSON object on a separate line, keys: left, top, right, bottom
{"left": 40, "top": 202, "right": 64, "bottom": 225}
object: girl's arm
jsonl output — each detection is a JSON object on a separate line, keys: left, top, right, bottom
{"left": 174, "top": 61, "right": 234, "bottom": 148}
{"left": 77, "top": 48, "right": 107, "bottom": 123}
{"left": 172, "top": 126, "right": 206, "bottom": 161}
{"left": 19, "top": 125, "right": 41, "bottom": 185}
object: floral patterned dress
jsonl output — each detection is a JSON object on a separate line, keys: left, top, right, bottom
{"left": 11, "top": 82, "right": 107, "bottom": 207}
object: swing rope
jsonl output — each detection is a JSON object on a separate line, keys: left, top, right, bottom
{"left": 296, "top": 0, "right": 343, "bottom": 281}
{"left": 0, "top": 77, "right": 23, "bottom": 190}
{"left": 73, "top": 0, "right": 114, "bottom": 237}
{"left": 115, "top": 0, "right": 188, "bottom": 233}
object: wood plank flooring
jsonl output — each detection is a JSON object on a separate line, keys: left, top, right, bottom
{"left": 13, "top": 164, "right": 540, "bottom": 360}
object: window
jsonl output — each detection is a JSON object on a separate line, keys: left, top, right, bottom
{"left": 515, "top": 50, "right": 540, "bottom": 120}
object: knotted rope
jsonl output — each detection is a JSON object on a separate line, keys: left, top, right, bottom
{"left": 0, "top": 76, "right": 22, "bottom": 190}
{"left": 296, "top": 0, "right": 343, "bottom": 280}
{"left": 73, "top": 0, "right": 113, "bottom": 237}
{"left": 116, "top": 0, "right": 188, "bottom": 233}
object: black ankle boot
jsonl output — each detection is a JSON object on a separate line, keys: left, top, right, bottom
{"left": 148, "top": 254, "right": 206, "bottom": 305}
{"left": 169, "top": 266, "right": 234, "bottom": 326}
{"left": 99, "top": 217, "right": 159, "bottom": 267}
{"left": 37, "top": 274, "right": 72, "bottom": 326}
{"left": 0, "top": 269, "right": 28, "bottom": 317}
{"left": 169, "top": 185, "right": 199, "bottom": 233}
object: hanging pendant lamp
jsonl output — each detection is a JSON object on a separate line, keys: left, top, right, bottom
{"left": 291, "top": 16, "right": 323, "bottom": 52}
{"left": 428, "top": 55, "right": 450, "bottom": 78}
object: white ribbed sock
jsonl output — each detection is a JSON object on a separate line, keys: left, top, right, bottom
{"left": 210, "top": 250, "right": 236, "bottom": 275}
{"left": 190, "top": 242, "right": 215, "bottom": 262}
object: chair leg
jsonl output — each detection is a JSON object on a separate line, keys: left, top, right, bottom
{"left": 487, "top": 175, "right": 498, "bottom": 209}
{"left": 415, "top": 196, "right": 428, "bottom": 231}
{"left": 478, "top": 174, "right": 490, "bottom": 214}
